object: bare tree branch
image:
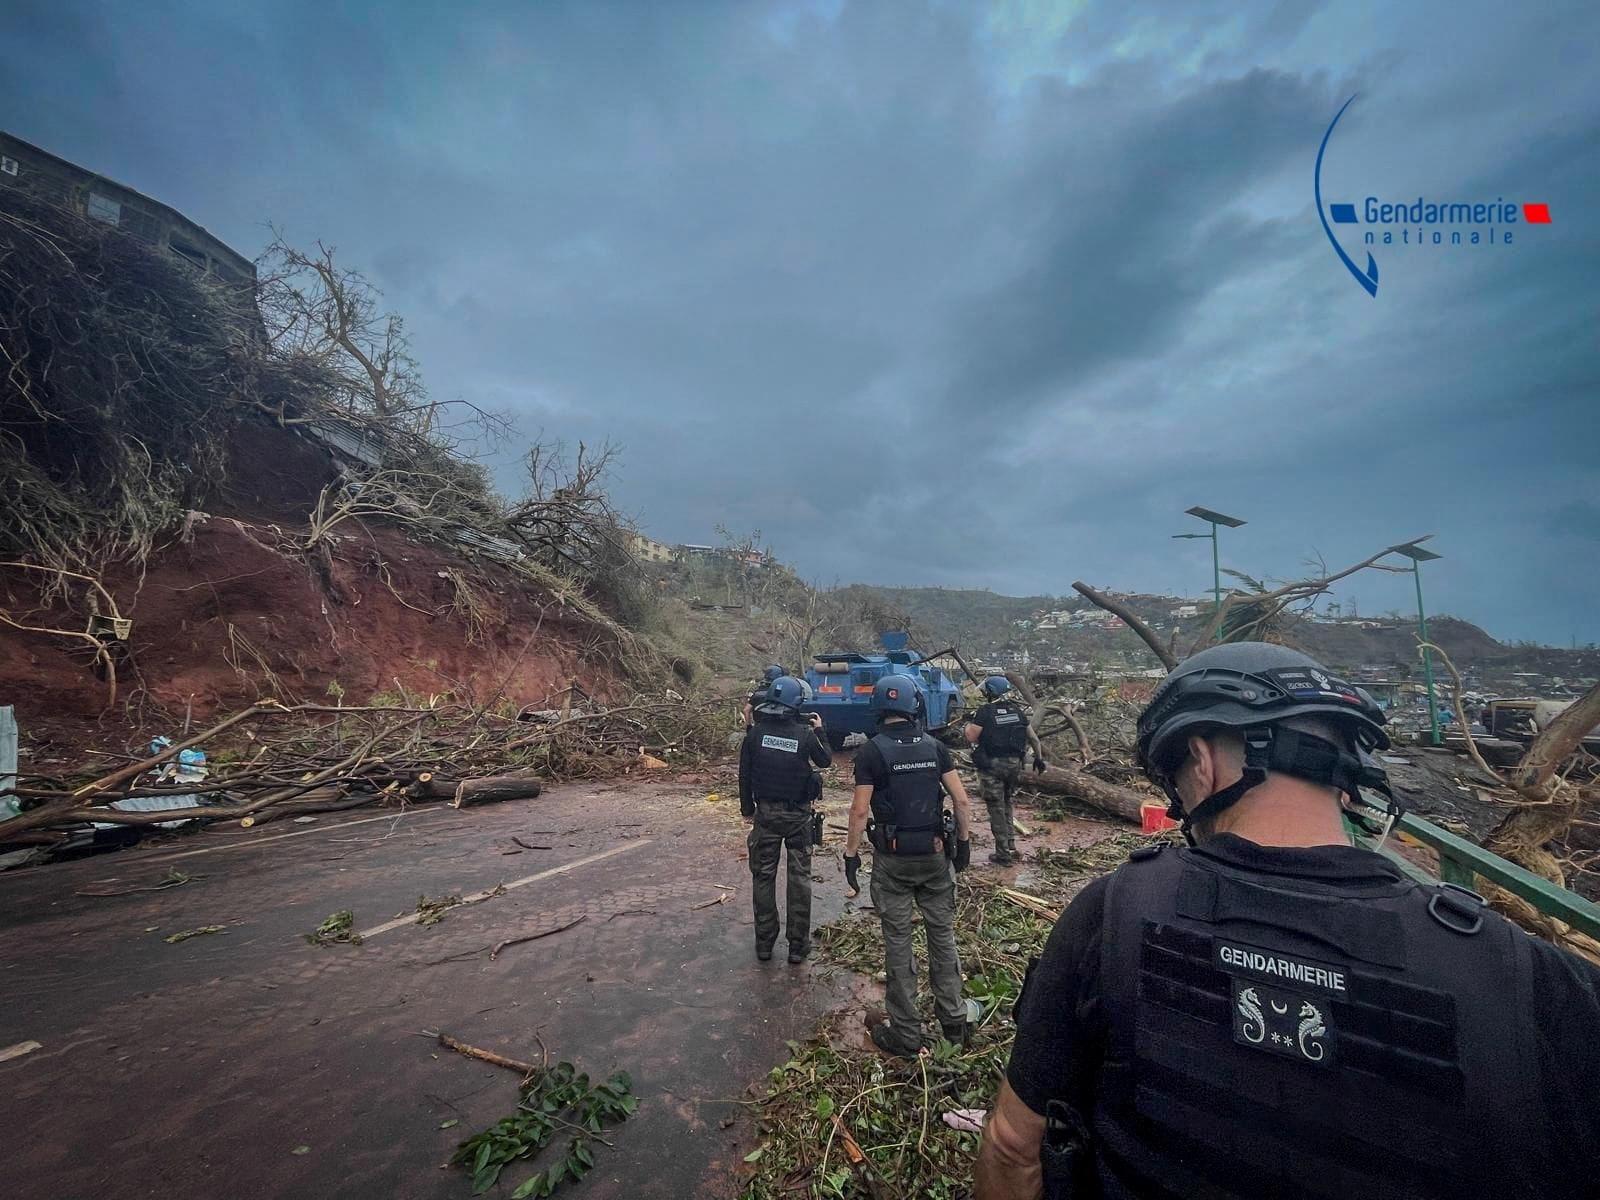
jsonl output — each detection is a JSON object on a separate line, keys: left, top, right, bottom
{"left": 1070, "top": 581, "right": 1177, "bottom": 670}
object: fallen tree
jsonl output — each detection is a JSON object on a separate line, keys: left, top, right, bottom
{"left": 1423, "top": 643, "right": 1600, "bottom": 963}
{"left": 0, "top": 691, "right": 735, "bottom": 844}
{"left": 1028, "top": 762, "right": 1148, "bottom": 824}
{"left": 993, "top": 667, "right": 1151, "bottom": 825}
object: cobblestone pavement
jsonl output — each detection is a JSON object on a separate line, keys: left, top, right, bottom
{"left": 0, "top": 779, "right": 858, "bottom": 1199}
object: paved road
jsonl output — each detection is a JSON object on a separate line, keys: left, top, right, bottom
{"left": 0, "top": 779, "right": 855, "bottom": 1199}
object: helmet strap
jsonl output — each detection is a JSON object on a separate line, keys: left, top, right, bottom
{"left": 1168, "top": 726, "right": 1402, "bottom": 847}
{"left": 1170, "top": 727, "right": 1272, "bottom": 845}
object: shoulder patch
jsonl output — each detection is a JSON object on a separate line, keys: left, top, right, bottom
{"left": 760, "top": 734, "right": 800, "bottom": 754}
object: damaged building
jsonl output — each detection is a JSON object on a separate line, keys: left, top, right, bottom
{"left": 0, "top": 130, "right": 254, "bottom": 287}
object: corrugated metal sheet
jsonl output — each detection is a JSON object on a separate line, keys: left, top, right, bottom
{"left": 301, "top": 416, "right": 384, "bottom": 467}
{"left": 449, "top": 527, "right": 526, "bottom": 563}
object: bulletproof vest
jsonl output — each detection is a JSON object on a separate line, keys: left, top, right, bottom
{"left": 746, "top": 717, "right": 813, "bottom": 807}
{"left": 979, "top": 700, "right": 1030, "bottom": 757}
{"left": 868, "top": 729, "right": 943, "bottom": 853}
{"left": 1089, "top": 845, "right": 1547, "bottom": 1200}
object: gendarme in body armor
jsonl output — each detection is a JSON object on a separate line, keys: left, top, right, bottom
{"left": 845, "top": 673, "right": 975, "bottom": 1057}
{"left": 739, "top": 675, "right": 830, "bottom": 964}
{"left": 964, "top": 675, "right": 1045, "bottom": 865}
{"left": 973, "top": 642, "right": 1600, "bottom": 1200}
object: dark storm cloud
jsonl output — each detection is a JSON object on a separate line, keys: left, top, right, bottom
{"left": 1, "top": 0, "right": 1595, "bottom": 642}
{"left": 935, "top": 67, "right": 1334, "bottom": 414}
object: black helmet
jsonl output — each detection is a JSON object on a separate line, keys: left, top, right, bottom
{"left": 762, "top": 664, "right": 786, "bottom": 684}
{"left": 872, "top": 673, "right": 921, "bottom": 717}
{"left": 1135, "top": 642, "right": 1395, "bottom": 839}
{"left": 764, "top": 675, "right": 806, "bottom": 712}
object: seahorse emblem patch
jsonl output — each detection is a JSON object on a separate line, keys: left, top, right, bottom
{"left": 1230, "top": 978, "right": 1335, "bottom": 1066}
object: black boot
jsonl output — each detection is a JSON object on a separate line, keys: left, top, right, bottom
{"left": 869, "top": 1021, "right": 922, "bottom": 1058}
{"left": 940, "top": 1020, "right": 972, "bottom": 1048}
{"left": 788, "top": 944, "right": 809, "bottom": 964}
{"left": 756, "top": 943, "right": 774, "bottom": 962}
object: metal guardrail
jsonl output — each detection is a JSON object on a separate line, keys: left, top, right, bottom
{"left": 1380, "top": 812, "right": 1600, "bottom": 943}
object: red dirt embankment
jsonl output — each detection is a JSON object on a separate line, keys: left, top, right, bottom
{"left": 0, "top": 422, "right": 624, "bottom": 737}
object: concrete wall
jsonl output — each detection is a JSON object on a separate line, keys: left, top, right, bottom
{"left": 0, "top": 131, "right": 255, "bottom": 285}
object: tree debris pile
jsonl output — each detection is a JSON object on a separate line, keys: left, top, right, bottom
{"left": 742, "top": 834, "right": 1152, "bottom": 1199}
{"left": 0, "top": 185, "right": 309, "bottom": 577}
{"left": 0, "top": 194, "right": 692, "bottom": 728}
{"left": 0, "top": 692, "right": 738, "bottom": 847}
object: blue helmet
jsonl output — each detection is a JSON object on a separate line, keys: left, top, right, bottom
{"left": 762, "top": 663, "right": 786, "bottom": 683}
{"left": 872, "top": 673, "right": 921, "bottom": 717}
{"left": 982, "top": 675, "right": 1012, "bottom": 699}
{"left": 766, "top": 675, "right": 806, "bottom": 711}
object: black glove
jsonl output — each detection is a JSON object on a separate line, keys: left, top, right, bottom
{"left": 844, "top": 854, "right": 861, "bottom": 897}
{"left": 953, "top": 839, "right": 971, "bottom": 873}
{"left": 1034, "top": 756, "right": 1048, "bottom": 774}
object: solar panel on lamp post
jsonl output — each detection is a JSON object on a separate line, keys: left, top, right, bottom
{"left": 1390, "top": 538, "right": 1444, "bottom": 747}
{"left": 1174, "top": 507, "right": 1247, "bottom": 617}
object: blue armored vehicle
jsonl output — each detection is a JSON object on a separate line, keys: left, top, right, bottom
{"left": 802, "top": 632, "right": 966, "bottom": 749}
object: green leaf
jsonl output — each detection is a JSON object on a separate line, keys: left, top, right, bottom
{"left": 438, "top": 1119, "right": 459, "bottom": 1130}
{"left": 291, "top": 1145, "right": 310, "bottom": 1156}
{"left": 743, "top": 1146, "right": 765, "bottom": 1163}
{"left": 814, "top": 1094, "right": 834, "bottom": 1119}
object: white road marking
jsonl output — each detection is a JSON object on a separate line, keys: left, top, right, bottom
{"left": 86, "top": 806, "right": 454, "bottom": 868}
{"left": 356, "top": 839, "right": 654, "bottom": 940}
{"left": 0, "top": 1040, "right": 42, "bottom": 1063}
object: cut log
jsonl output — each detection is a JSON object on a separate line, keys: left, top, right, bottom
{"left": 406, "top": 773, "right": 462, "bottom": 802}
{"left": 451, "top": 774, "right": 544, "bottom": 809}
{"left": 1027, "top": 762, "right": 1148, "bottom": 825}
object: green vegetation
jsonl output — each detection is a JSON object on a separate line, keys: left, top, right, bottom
{"left": 451, "top": 1062, "right": 638, "bottom": 1198}
{"left": 416, "top": 893, "right": 463, "bottom": 926}
{"left": 741, "top": 832, "right": 1156, "bottom": 1198}
{"left": 305, "top": 910, "right": 362, "bottom": 946}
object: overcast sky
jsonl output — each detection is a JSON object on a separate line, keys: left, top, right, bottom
{"left": 5, "top": 1, "right": 1596, "bottom": 643}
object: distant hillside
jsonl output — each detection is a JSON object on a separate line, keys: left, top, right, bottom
{"left": 844, "top": 585, "right": 1600, "bottom": 693}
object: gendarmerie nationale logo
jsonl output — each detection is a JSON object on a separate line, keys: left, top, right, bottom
{"left": 760, "top": 735, "right": 800, "bottom": 754}
{"left": 1314, "top": 94, "right": 1552, "bottom": 297}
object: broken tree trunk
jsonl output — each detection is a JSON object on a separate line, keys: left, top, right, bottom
{"left": 1070, "top": 581, "right": 1177, "bottom": 671}
{"left": 1481, "top": 679, "right": 1600, "bottom": 963}
{"left": 406, "top": 772, "right": 461, "bottom": 802}
{"left": 1029, "top": 762, "right": 1148, "bottom": 825}
{"left": 452, "top": 774, "right": 543, "bottom": 809}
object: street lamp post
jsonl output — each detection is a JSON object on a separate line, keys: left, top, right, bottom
{"left": 1173, "top": 507, "right": 1247, "bottom": 615}
{"left": 1390, "top": 538, "right": 1444, "bottom": 747}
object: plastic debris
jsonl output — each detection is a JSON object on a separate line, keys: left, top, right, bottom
{"left": 942, "top": 1108, "right": 987, "bottom": 1134}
